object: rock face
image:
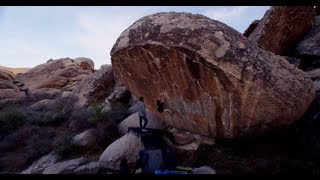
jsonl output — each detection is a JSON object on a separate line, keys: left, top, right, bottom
{"left": 99, "top": 132, "right": 144, "bottom": 170}
{"left": 111, "top": 12, "right": 315, "bottom": 139}
{"left": 243, "top": 20, "right": 260, "bottom": 38}
{"left": 73, "top": 161, "right": 99, "bottom": 174}
{"left": 28, "top": 99, "right": 53, "bottom": 111}
{"left": 16, "top": 57, "right": 94, "bottom": 91}
{"left": 42, "top": 157, "right": 88, "bottom": 174}
{"left": 74, "top": 65, "right": 115, "bottom": 107}
{"left": 296, "top": 16, "right": 320, "bottom": 65}
{"left": 105, "top": 78, "right": 131, "bottom": 106}
{"left": 118, "top": 109, "right": 167, "bottom": 135}
{"left": 248, "top": 6, "right": 315, "bottom": 56}
{"left": 102, "top": 74, "right": 132, "bottom": 122}
{"left": 21, "top": 152, "right": 61, "bottom": 174}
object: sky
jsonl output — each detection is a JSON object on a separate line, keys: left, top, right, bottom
{"left": 0, "top": 6, "right": 270, "bottom": 69}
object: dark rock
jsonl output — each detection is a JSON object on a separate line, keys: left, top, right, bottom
{"left": 243, "top": 20, "right": 260, "bottom": 38}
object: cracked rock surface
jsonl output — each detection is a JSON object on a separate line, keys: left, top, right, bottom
{"left": 111, "top": 12, "right": 314, "bottom": 139}
{"left": 248, "top": 6, "right": 315, "bottom": 56}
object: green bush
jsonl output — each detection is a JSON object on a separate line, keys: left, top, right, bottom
{"left": 53, "top": 132, "right": 78, "bottom": 158}
{"left": 25, "top": 128, "right": 56, "bottom": 156}
{"left": 87, "top": 105, "right": 107, "bottom": 125}
{"left": 107, "top": 101, "right": 129, "bottom": 123}
{"left": 0, "top": 107, "right": 26, "bottom": 133}
{"left": 25, "top": 110, "right": 68, "bottom": 126}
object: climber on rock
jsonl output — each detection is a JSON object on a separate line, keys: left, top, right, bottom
{"left": 157, "top": 93, "right": 165, "bottom": 113}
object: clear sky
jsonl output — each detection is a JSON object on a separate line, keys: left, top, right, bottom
{"left": 0, "top": 6, "right": 269, "bottom": 69}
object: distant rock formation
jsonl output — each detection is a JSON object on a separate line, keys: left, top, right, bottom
{"left": 16, "top": 57, "right": 94, "bottom": 91}
{"left": 0, "top": 65, "right": 31, "bottom": 75}
{"left": 0, "top": 69, "right": 25, "bottom": 103}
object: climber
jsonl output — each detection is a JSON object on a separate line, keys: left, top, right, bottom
{"left": 138, "top": 96, "right": 148, "bottom": 131}
{"left": 157, "top": 93, "right": 165, "bottom": 113}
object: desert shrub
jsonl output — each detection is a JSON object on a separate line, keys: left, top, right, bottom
{"left": 69, "top": 109, "right": 94, "bottom": 132}
{"left": 25, "top": 128, "right": 56, "bottom": 159}
{"left": 21, "top": 91, "right": 60, "bottom": 107}
{"left": 25, "top": 110, "right": 68, "bottom": 126}
{"left": 0, "top": 125, "right": 57, "bottom": 171}
{"left": 70, "top": 104, "right": 119, "bottom": 149}
{"left": 105, "top": 102, "right": 129, "bottom": 124}
{"left": 53, "top": 132, "right": 79, "bottom": 158}
{"left": 0, "top": 107, "right": 26, "bottom": 135}
{"left": 95, "top": 118, "right": 119, "bottom": 149}
{"left": 24, "top": 94, "right": 78, "bottom": 126}
{"left": 0, "top": 125, "right": 56, "bottom": 152}
{"left": 87, "top": 105, "right": 107, "bottom": 125}
{"left": 51, "top": 94, "right": 77, "bottom": 112}
{"left": 71, "top": 104, "right": 107, "bottom": 125}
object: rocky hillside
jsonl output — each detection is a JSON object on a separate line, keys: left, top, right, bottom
{"left": 0, "top": 65, "right": 31, "bottom": 75}
{"left": 2, "top": 6, "right": 320, "bottom": 175}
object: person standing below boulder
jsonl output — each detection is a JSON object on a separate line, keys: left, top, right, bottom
{"left": 138, "top": 97, "right": 148, "bottom": 131}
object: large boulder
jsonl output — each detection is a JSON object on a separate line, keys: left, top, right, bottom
{"left": 243, "top": 20, "right": 260, "bottom": 38}
{"left": 74, "top": 65, "right": 115, "bottom": 107}
{"left": 99, "top": 132, "right": 144, "bottom": 170}
{"left": 16, "top": 57, "right": 94, "bottom": 91}
{"left": 118, "top": 109, "right": 167, "bottom": 135}
{"left": 71, "top": 129, "right": 97, "bottom": 148}
{"left": 21, "top": 152, "right": 61, "bottom": 174}
{"left": 248, "top": 6, "right": 315, "bottom": 56}
{"left": 111, "top": 12, "right": 315, "bottom": 139}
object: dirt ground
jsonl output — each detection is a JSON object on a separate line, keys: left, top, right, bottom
{"left": 191, "top": 127, "right": 320, "bottom": 175}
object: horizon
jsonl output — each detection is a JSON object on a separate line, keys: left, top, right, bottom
{"left": 0, "top": 6, "right": 270, "bottom": 69}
